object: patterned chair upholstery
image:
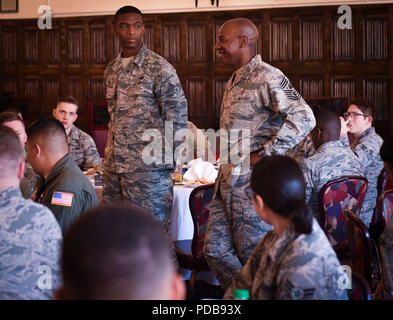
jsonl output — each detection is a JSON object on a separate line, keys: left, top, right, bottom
{"left": 320, "top": 176, "right": 368, "bottom": 249}
{"left": 344, "top": 209, "right": 382, "bottom": 291}
{"left": 175, "top": 183, "right": 215, "bottom": 299}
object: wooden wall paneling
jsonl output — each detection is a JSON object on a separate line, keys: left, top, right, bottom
{"left": 23, "top": 76, "right": 39, "bottom": 112}
{"left": 3, "top": 77, "right": 18, "bottom": 96}
{"left": 332, "top": 16, "right": 355, "bottom": 61}
{"left": 331, "top": 77, "right": 356, "bottom": 103}
{"left": 161, "top": 21, "right": 181, "bottom": 63}
{"left": 2, "top": 26, "right": 17, "bottom": 65}
{"left": 23, "top": 25, "right": 39, "bottom": 65}
{"left": 363, "top": 78, "right": 389, "bottom": 121}
{"left": 270, "top": 17, "right": 292, "bottom": 61}
{"left": 363, "top": 15, "right": 388, "bottom": 61}
{"left": 300, "top": 16, "right": 323, "bottom": 62}
{"left": 143, "top": 21, "right": 155, "bottom": 52}
{"left": 187, "top": 77, "right": 207, "bottom": 122}
{"left": 187, "top": 20, "right": 206, "bottom": 64}
{"left": 88, "top": 77, "right": 106, "bottom": 103}
{"left": 67, "top": 22, "right": 84, "bottom": 65}
{"left": 89, "top": 20, "right": 106, "bottom": 65}
{"left": 42, "top": 26, "right": 61, "bottom": 66}
{"left": 43, "top": 78, "right": 60, "bottom": 115}
{"left": 300, "top": 76, "right": 324, "bottom": 98}
{"left": 213, "top": 77, "right": 227, "bottom": 128}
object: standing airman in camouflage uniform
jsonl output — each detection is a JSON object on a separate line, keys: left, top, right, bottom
{"left": 0, "top": 126, "right": 62, "bottom": 300}
{"left": 302, "top": 108, "right": 364, "bottom": 220}
{"left": 103, "top": 6, "right": 188, "bottom": 235}
{"left": 340, "top": 98, "right": 384, "bottom": 227}
{"left": 53, "top": 96, "right": 101, "bottom": 171}
{"left": 203, "top": 18, "right": 315, "bottom": 290}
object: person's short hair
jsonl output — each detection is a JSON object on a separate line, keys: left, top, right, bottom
{"left": 61, "top": 205, "right": 175, "bottom": 299}
{"left": 56, "top": 96, "right": 79, "bottom": 113}
{"left": 349, "top": 98, "right": 376, "bottom": 122}
{"left": 0, "top": 125, "right": 23, "bottom": 177}
{"left": 26, "top": 117, "right": 68, "bottom": 152}
{"left": 313, "top": 107, "right": 341, "bottom": 140}
{"left": 113, "top": 6, "right": 142, "bottom": 24}
{"left": 250, "top": 155, "right": 313, "bottom": 235}
{"left": 0, "top": 111, "right": 24, "bottom": 126}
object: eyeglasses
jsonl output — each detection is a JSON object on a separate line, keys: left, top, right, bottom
{"left": 344, "top": 112, "right": 369, "bottom": 120}
{"left": 245, "top": 186, "right": 257, "bottom": 200}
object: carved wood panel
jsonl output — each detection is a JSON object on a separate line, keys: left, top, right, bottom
{"left": 24, "top": 28, "right": 39, "bottom": 65}
{"left": 67, "top": 24, "right": 84, "bottom": 65}
{"left": 43, "top": 78, "right": 60, "bottom": 114}
{"left": 43, "top": 28, "right": 61, "bottom": 65}
{"left": 363, "top": 17, "right": 388, "bottom": 61}
{"left": 188, "top": 21, "right": 206, "bottom": 63}
{"left": 2, "top": 27, "right": 17, "bottom": 64}
{"left": 332, "top": 18, "right": 355, "bottom": 61}
{"left": 300, "top": 78, "right": 324, "bottom": 98}
{"left": 300, "top": 17, "right": 323, "bottom": 61}
{"left": 162, "top": 22, "right": 181, "bottom": 62}
{"left": 270, "top": 18, "right": 292, "bottom": 61}
{"left": 23, "top": 77, "right": 39, "bottom": 109}
{"left": 363, "top": 79, "right": 389, "bottom": 121}
{"left": 331, "top": 78, "right": 355, "bottom": 103}
{"left": 89, "top": 22, "right": 106, "bottom": 64}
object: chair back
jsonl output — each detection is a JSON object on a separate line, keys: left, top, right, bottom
{"left": 189, "top": 184, "right": 215, "bottom": 259}
{"left": 347, "top": 271, "right": 372, "bottom": 300}
{"left": 344, "top": 209, "right": 381, "bottom": 290}
{"left": 370, "top": 189, "right": 393, "bottom": 244}
{"left": 320, "top": 176, "right": 368, "bottom": 248}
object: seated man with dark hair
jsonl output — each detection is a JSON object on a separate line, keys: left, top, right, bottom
{"left": 53, "top": 96, "right": 100, "bottom": 171}
{"left": 340, "top": 98, "right": 384, "bottom": 227}
{"left": 0, "top": 125, "right": 62, "bottom": 299}
{"left": 54, "top": 205, "right": 185, "bottom": 300}
{"left": 26, "top": 117, "right": 98, "bottom": 234}
{"left": 302, "top": 108, "right": 364, "bottom": 221}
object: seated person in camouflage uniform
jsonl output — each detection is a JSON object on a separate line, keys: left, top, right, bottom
{"left": 52, "top": 96, "right": 100, "bottom": 171}
{"left": 374, "top": 136, "right": 393, "bottom": 300}
{"left": 0, "top": 111, "right": 38, "bottom": 199}
{"left": 54, "top": 205, "right": 185, "bottom": 300}
{"left": 0, "top": 126, "right": 62, "bottom": 299}
{"left": 224, "top": 155, "right": 348, "bottom": 300}
{"left": 340, "top": 98, "right": 384, "bottom": 227}
{"left": 302, "top": 108, "right": 364, "bottom": 222}
{"left": 26, "top": 117, "right": 98, "bottom": 234}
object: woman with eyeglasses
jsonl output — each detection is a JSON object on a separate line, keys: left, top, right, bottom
{"left": 340, "top": 98, "right": 383, "bottom": 227}
{"left": 224, "top": 155, "right": 348, "bottom": 300}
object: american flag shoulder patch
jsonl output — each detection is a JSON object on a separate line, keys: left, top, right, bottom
{"left": 51, "top": 191, "right": 73, "bottom": 207}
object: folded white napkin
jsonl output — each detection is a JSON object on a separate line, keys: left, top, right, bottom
{"left": 187, "top": 158, "right": 204, "bottom": 167}
{"left": 183, "top": 160, "right": 218, "bottom": 183}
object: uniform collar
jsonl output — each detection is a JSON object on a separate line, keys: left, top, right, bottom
{"left": 0, "top": 186, "right": 22, "bottom": 204}
{"left": 316, "top": 140, "right": 342, "bottom": 154}
{"left": 112, "top": 43, "right": 147, "bottom": 73}
{"left": 266, "top": 221, "right": 300, "bottom": 262}
{"left": 68, "top": 125, "right": 78, "bottom": 139}
{"left": 229, "top": 54, "right": 262, "bottom": 88}
{"left": 46, "top": 153, "right": 75, "bottom": 183}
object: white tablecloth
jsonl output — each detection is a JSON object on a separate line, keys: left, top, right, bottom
{"left": 171, "top": 185, "right": 197, "bottom": 241}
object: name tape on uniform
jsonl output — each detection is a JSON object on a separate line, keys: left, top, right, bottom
{"left": 51, "top": 191, "right": 73, "bottom": 207}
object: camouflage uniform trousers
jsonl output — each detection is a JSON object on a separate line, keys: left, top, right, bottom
{"left": 204, "top": 168, "right": 272, "bottom": 290}
{"left": 103, "top": 169, "right": 173, "bottom": 233}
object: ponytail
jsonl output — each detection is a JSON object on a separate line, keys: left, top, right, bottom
{"left": 290, "top": 199, "right": 313, "bottom": 235}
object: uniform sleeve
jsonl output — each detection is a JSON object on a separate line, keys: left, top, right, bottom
{"left": 81, "top": 134, "right": 101, "bottom": 171}
{"left": 262, "top": 75, "right": 316, "bottom": 155}
{"left": 301, "top": 159, "right": 314, "bottom": 203}
{"left": 224, "top": 240, "right": 265, "bottom": 299}
{"left": 203, "top": 196, "right": 243, "bottom": 290}
{"left": 155, "top": 65, "right": 188, "bottom": 158}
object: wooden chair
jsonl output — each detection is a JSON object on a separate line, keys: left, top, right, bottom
{"left": 369, "top": 189, "right": 393, "bottom": 245}
{"left": 347, "top": 271, "right": 372, "bottom": 300}
{"left": 175, "top": 184, "right": 215, "bottom": 299}
{"left": 344, "top": 209, "right": 382, "bottom": 291}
